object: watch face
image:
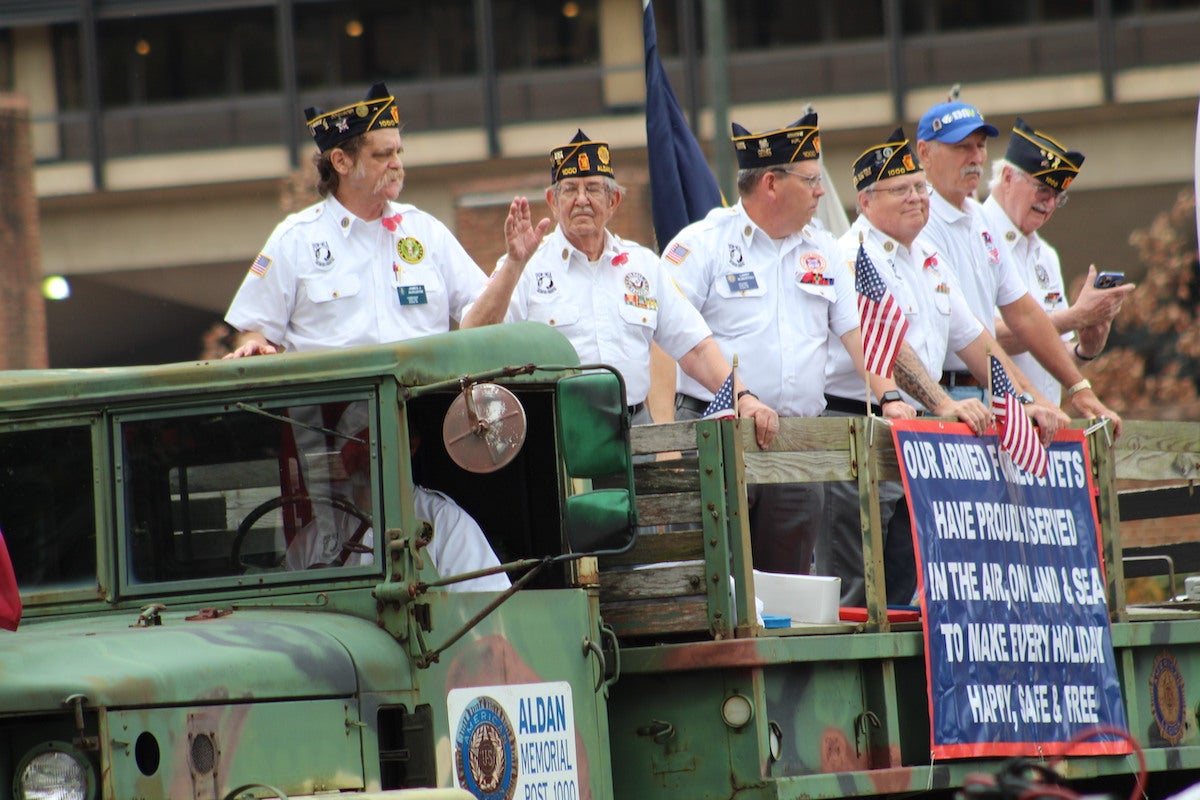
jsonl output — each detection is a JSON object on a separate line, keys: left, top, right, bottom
{"left": 1018, "top": 392, "right": 1034, "bottom": 405}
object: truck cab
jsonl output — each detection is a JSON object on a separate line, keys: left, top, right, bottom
{"left": 6, "top": 319, "right": 1200, "bottom": 800}
{"left": 0, "top": 322, "right": 629, "bottom": 800}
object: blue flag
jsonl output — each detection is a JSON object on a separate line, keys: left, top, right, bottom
{"left": 643, "top": 0, "right": 723, "bottom": 253}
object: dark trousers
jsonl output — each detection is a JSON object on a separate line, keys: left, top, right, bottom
{"left": 815, "top": 405, "right": 916, "bottom": 605}
{"left": 676, "top": 393, "right": 821, "bottom": 575}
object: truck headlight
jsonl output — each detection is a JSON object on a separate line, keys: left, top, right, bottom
{"left": 14, "top": 743, "right": 94, "bottom": 800}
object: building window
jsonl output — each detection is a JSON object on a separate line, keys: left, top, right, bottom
{"left": 493, "top": 0, "right": 600, "bottom": 69}
{"left": 51, "top": 23, "right": 83, "bottom": 111}
{"left": 730, "top": 0, "right": 839, "bottom": 47}
{"left": 96, "top": 7, "right": 278, "bottom": 107}
{"left": 0, "top": 29, "right": 12, "bottom": 93}
{"left": 295, "top": 0, "right": 479, "bottom": 90}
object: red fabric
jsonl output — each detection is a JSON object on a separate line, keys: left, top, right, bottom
{"left": 0, "top": 530, "right": 22, "bottom": 631}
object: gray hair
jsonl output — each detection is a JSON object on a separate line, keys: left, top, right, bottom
{"left": 988, "top": 157, "right": 1017, "bottom": 193}
{"left": 736, "top": 167, "right": 773, "bottom": 195}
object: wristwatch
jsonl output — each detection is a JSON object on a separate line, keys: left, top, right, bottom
{"left": 880, "top": 390, "right": 903, "bottom": 405}
{"left": 1017, "top": 392, "right": 1035, "bottom": 405}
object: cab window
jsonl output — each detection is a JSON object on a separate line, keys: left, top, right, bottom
{"left": 119, "top": 397, "right": 377, "bottom": 588}
{"left": 0, "top": 425, "right": 97, "bottom": 595}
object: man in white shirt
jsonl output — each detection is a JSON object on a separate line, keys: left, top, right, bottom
{"left": 981, "top": 118, "right": 1135, "bottom": 405}
{"left": 820, "top": 127, "right": 1060, "bottom": 605}
{"left": 662, "top": 112, "right": 914, "bottom": 575}
{"left": 463, "top": 129, "right": 780, "bottom": 448}
{"left": 916, "top": 100, "right": 1122, "bottom": 435}
{"left": 224, "top": 82, "right": 515, "bottom": 357}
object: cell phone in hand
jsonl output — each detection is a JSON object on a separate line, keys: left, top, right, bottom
{"left": 1093, "top": 271, "right": 1125, "bottom": 289}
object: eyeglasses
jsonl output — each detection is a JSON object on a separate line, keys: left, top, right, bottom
{"left": 556, "top": 181, "right": 610, "bottom": 201}
{"left": 866, "top": 181, "right": 930, "bottom": 199}
{"left": 1017, "top": 171, "right": 1068, "bottom": 208}
{"left": 773, "top": 169, "right": 823, "bottom": 189}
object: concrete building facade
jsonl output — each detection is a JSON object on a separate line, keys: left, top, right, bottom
{"left": 4, "top": 0, "right": 1197, "bottom": 366}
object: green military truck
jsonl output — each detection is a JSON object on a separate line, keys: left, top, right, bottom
{"left": 2, "top": 321, "right": 1199, "bottom": 800}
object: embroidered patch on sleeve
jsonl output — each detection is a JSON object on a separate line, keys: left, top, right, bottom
{"left": 664, "top": 242, "right": 691, "bottom": 265}
{"left": 250, "top": 253, "right": 272, "bottom": 278}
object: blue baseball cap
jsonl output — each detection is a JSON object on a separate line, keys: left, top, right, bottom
{"left": 917, "top": 101, "right": 999, "bottom": 143}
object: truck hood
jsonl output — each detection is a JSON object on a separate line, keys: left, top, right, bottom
{"left": 0, "top": 607, "right": 399, "bottom": 712}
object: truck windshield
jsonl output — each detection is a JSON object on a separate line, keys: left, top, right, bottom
{"left": 120, "top": 397, "right": 378, "bottom": 587}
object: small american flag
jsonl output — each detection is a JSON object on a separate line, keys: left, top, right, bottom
{"left": 854, "top": 244, "right": 908, "bottom": 378}
{"left": 250, "top": 253, "right": 272, "bottom": 278}
{"left": 664, "top": 242, "right": 691, "bottom": 265}
{"left": 989, "top": 355, "right": 1048, "bottom": 477}
{"left": 702, "top": 372, "right": 737, "bottom": 420}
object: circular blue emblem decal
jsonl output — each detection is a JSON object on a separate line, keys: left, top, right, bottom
{"left": 1151, "top": 650, "right": 1186, "bottom": 745}
{"left": 455, "top": 695, "right": 518, "bottom": 800}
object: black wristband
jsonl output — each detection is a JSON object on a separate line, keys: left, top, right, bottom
{"left": 1074, "top": 343, "right": 1098, "bottom": 362}
{"left": 736, "top": 389, "right": 757, "bottom": 401}
{"left": 880, "top": 390, "right": 903, "bottom": 405}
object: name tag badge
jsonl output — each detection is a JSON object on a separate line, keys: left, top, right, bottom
{"left": 398, "top": 285, "right": 428, "bottom": 305}
{"left": 725, "top": 271, "right": 759, "bottom": 293}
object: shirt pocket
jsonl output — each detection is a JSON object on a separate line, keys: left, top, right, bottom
{"left": 934, "top": 291, "right": 952, "bottom": 315}
{"left": 527, "top": 294, "right": 581, "bottom": 329}
{"left": 713, "top": 271, "right": 767, "bottom": 300}
{"left": 617, "top": 299, "right": 658, "bottom": 331}
{"left": 396, "top": 262, "right": 447, "bottom": 305}
{"left": 794, "top": 281, "right": 836, "bottom": 303}
{"left": 302, "top": 272, "right": 362, "bottom": 304}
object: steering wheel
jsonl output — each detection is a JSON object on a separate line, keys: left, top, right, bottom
{"left": 231, "top": 494, "right": 373, "bottom": 571}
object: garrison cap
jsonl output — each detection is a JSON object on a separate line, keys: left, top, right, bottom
{"left": 731, "top": 111, "right": 820, "bottom": 169}
{"left": 853, "top": 127, "right": 922, "bottom": 191}
{"left": 550, "top": 129, "right": 615, "bottom": 183}
{"left": 304, "top": 82, "right": 401, "bottom": 153}
{"left": 1004, "top": 117, "right": 1084, "bottom": 192}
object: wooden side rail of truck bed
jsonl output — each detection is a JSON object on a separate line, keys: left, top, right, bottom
{"left": 597, "top": 416, "right": 1200, "bottom": 641}
{"left": 597, "top": 416, "right": 901, "bottom": 640}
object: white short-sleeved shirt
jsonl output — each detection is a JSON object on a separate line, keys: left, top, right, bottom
{"left": 824, "top": 216, "right": 984, "bottom": 408}
{"left": 980, "top": 196, "right": 1071, "bottom": 405}
{"left": 485, "top": 226, "right": 711, "bottom": 406}
{"left": 328, "top": 487, "right": 508, "bottom": 591}
{"left": 413, "top": 486, "right": 510, "bottom": 592}
{"left": 923, "top": 192, "right": 1029, "bottom": 371}
{"left": 226, "top": 195, "right": 487, "bottom": 352}
{"left": 663, "top": 202, "right": 858, "bottom": 417}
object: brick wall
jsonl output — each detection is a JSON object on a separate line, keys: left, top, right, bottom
{"left": 1122, "top": 515, "right": 1200, "bottom": 548}
{"left": 0, "top": 94, "right": 48, "bottom": 369}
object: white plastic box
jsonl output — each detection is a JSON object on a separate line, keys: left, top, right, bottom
{"left": 753, "top": 570, "right": 841, "bottom": 625}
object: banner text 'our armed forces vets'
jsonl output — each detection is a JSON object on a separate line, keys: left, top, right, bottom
{"left": 891, "top": 420, "right": 1130, "bottom": 758}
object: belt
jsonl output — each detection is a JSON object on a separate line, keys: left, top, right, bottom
{"left": 940, "top": 370, "right": 981, "bottom": 388}
{"left": 674, "top": 393, "right": 709, "bottom": 415}
{"left": 823, "top": 394, "right": 882, "bottom": 416}
{"left": 628, "top": 402, "right": 645, "bottom": 417}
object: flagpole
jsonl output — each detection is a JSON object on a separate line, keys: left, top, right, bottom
{"left": 858, "top": 232, "right": 873, "bottom": 418}
{"left": 986, "top": 345, "right": 993, "bottom": 412}
{"left": 732, "top": 354, "right": 739, "bottom": 417}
